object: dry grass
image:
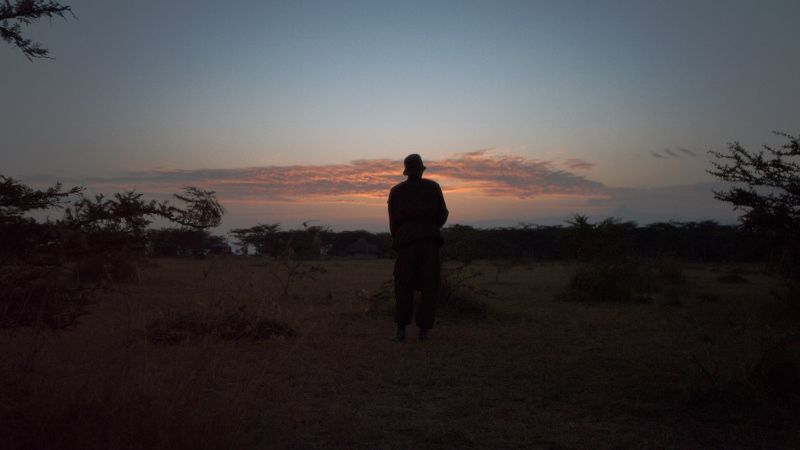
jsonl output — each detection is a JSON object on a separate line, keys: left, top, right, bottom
{"left": 1, "top": 257, "right": 798, "bottom": 448}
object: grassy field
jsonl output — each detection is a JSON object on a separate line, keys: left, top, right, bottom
{"left": 1, "top": 257, "right": 798, "bottom": 448}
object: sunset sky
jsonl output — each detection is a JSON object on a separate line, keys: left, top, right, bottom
{"left": 2, "top": 0, "right": 799, "bottom": 233}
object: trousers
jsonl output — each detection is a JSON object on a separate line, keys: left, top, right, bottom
{"left": 393, "top": 238, "right": 440, "bottom": 329}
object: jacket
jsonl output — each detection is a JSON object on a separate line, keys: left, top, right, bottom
{"left": 388, "top": 177, "right": 448, "bottom": 250}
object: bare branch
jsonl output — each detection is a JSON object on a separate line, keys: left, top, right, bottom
{"left": 1, "top": 0, "right": 76, "bottom": 60}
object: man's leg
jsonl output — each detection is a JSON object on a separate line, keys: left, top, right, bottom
{"left": 392, "top": 243, "right": 418, "bottom": 340}
{"left": 416, "top": 239, "right": 440, "bottom": 334}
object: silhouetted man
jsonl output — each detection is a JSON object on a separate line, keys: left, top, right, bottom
{"left": 388, "top": 154, "right": 448, "bottom": 341}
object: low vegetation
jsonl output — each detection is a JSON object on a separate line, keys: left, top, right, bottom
{"left": 1, "top": 132, "right": 798, "bottom": 446}
{"left": 1, "top": 257, "right": 798, "bottom": 448}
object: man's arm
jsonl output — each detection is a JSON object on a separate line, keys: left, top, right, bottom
{"left": 434, "top": 186, "right": 448, "bottom": 228}
{"left": 387, "top": 190, "right": 397, "bottom": 237}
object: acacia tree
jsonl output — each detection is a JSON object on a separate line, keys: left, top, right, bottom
{"left": 0, "top": 175, "right": 82, "bottom": 263}
{"left": 0, "top": 176, "right": 85, "bottom": 328}
{"left": 169, "top": 186, "right": 226, "bottom": 258}
{"left": 0, "top": 174, "right": 80, "bottom": 218}
{"left": 708, "top": 131, "right": 800, "bottom": 276}
{"left": 229, "top": 223, "right": 282, "bottom": 255}
{"left": 148, "top": 227, "right": 204, "bottom": 257}
{"left": 64, "top": 190, "right": 167, "bottom": 255}
{"left": 1, "top": 0, "right": 74, "bottom": 60}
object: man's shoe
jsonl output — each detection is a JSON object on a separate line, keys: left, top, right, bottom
{"left": 419, "top": 329, "right": 429, "bottom": 341}
{"left": 390, "top": 326, "right": 406, "bottom": 342}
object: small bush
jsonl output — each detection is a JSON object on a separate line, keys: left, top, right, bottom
{"left": 687, "top": 330, "right": 800, "bottom": 410}
{"left": 696, "top": 291, "right": 720, "bottom": 303}
{"left": 716, "top": 271, "right": 748, "bottom": 284}
{"left": 71, "top": 252, "right": 140, "bottom": 284}
{"left": 684, "top": 368, "right": 755, "bottom": 408}
{"left": 358, "top": 280, "right": 394, "bottom": 317}
{"left": 438, "top": 285, "right": 494, "bottom": 321}
{"left": 558, "top": 257, "right": 690, "bottom": 303}
{"left": 760, "top": 352, "right": 800, "bottom": 407}
{"left": 437, "top": 263, "right": 495, "bottom": 321}
{"left": 766, "top": 279, "right": 800, "bottom": 325}
{"left": 0, "top": 276, "right": 91, "bottom": 329}
{"left": 557, "top": 262, "right": 637, "bottom": 302}
{"left": 145, "top": 309, "right": 295, "bottom": 344}
{"left": 0, "top": 252, "right": 140, "bottom": 330}
{"left": 658, "top": 257, "right": 688, "bottom": 285}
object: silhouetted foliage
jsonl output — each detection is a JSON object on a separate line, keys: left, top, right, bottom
{"left": 441, "top": 224, "right": 484, "bottom": 262}
{"left": 503, "top": 222, "right": 563, "bottom": 260}
{"left": 230, "top": 225, "right": 392, "bottom": 258}
{"left": 0, "top": 177, "right": 229, "bottom": 328}
{"left": 437, "top": 217, "right": 764, "bottom": 265}
{"left": 169, "top": 186, "right": 226, "bottom": 230}
{"left": 0, "top": 175, "right": 81, "bottom": 263}
{"left": 562, "top": 214, "right": 637, "bottom": 262}
{"left": 61, "top": 190, "right": 171, "bottom": 282}
{"left": 275, "top": 223, "right": 331, "bottom": 259}
{"left": 145, "top": 310, "right": 295, "bottom": 344}
{"left": 147, "top": 227, "right": 205, "bottom": 257}
{"left": 258, "top": 225, "right": 328, "bottom": 296}
{"left": 1, "top": 0, "right": 75, "bottom": 60}
{"left": 325, "top": 229, "right": 391, "bottom": 257}
{"left": 708, "top": 132, "right": 800, "bottom": 278}
{"left": 64, "top": 190, "right": 167, "bottom": 255}
{"left": 168, "top": 186, "right": 226, "bottom": 258}
{"left": 0, "top": 176, "right": 87, "bottom": 328}
{"left": 229, "top": 223, "right": 282, "bottom": 255}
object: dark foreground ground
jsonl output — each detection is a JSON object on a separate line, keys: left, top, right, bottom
{"left": 2, "top": 258, "right": 798, "bottom": 448}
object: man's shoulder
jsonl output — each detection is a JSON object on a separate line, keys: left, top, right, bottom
{"left": 420, "top": 178, "right": 441, "bottom": 188}
{"left": 398, "top": 177, "right": 440, "bottom": 186}
{"left": 390, "top": 177, "right": 441, "bottom": 194}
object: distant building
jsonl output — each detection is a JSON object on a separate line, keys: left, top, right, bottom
{"left": 345, "top": 237, "right": 380, "bottom": 258}
{"left": 319, "top": 244, "right": 333, "bottom": 256}
{"left": 208, "top": 242, "right": 232, "bottom": 256}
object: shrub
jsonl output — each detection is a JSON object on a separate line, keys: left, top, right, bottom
{"left": 696, "top": 291, "right": 720, "bottom": 303}
{"left": 0, "top": 281, "right": 91, "bottom": 329}
{"left": 557, "top": 257, "right": 690, "bottom": 303}
{"left": 70, "top": 252, "right": 141, "bottom": 284}
{"left": 437, "top": 262, "right": 495, "bottom": 321}
{"left": 716, "top": 271, "right": 749, "bottom": 284}
{"left": 687, "top": 329, "right": 800, "bottom": 410}
{"left": 0, "top": 178, "right": 197, "bottom": 330}
{"left": 145, "top": 309, "right": 295, "bottom": 344}
{"left": 754, "top": 341, "right": 800, "bottom": 408}
{"left": 358, "top": 280, "right": 394, "bottom": 317}
{"left": 657, "top": 257, "right": 688, "bottom": 285}
{"left": 557, "top": 262, "right": 638, "bottom": 302}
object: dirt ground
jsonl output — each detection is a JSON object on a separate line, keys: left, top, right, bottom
{"left": 2, "top": 257, "right": 798, "bottom": 448}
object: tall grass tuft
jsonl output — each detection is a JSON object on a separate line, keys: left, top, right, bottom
{"left": 1, "top": 257, "right": 290, "bottom": 449}
{"left": 438, "top": 262, "right": 496, "bottom": 321}
{"left": 145, "top": 309, "right": 295, "bottom": 344}
{"left": 687, "top": 328, "right": 800, "bottom": 411}
{"left": 1, "top": 267, "right": 92, "bottom": 329}
{"left": 0, "top": 338, "right": 266, "bottom": 449}
{"left": 70, "top": 251, "right": 141, "bottom": 284}
{"left": 557, "top": 257, "right": 690, "bottom": 303}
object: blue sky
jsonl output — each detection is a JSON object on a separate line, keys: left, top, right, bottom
{"left": 2, "top": 0, "right": 799, "bottom": 232}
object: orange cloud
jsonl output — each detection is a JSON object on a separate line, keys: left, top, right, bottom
{"left": 431, "top": 150, "right": 604, "bottom": 198}
{"left": 562, "top": 158, "right": 595, "bottom": 171}
{"left": 44, "top": 150, "right": 606, "bottom": 203}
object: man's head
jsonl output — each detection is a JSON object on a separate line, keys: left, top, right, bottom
{"left": 403, "top": 154, "right": 426, "bottom": 176}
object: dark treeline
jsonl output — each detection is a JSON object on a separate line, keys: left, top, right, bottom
{"left": 0, "top": 174, "right": 766, "bottom": 264}
{"left": 224, "top": 225, "right": 393, "bottom": 258}
{"left": 218, "top": 214, "right": 765, "bottom": 264}
{"left": 440, "top": 216, "right": 764, "bottom": 263}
